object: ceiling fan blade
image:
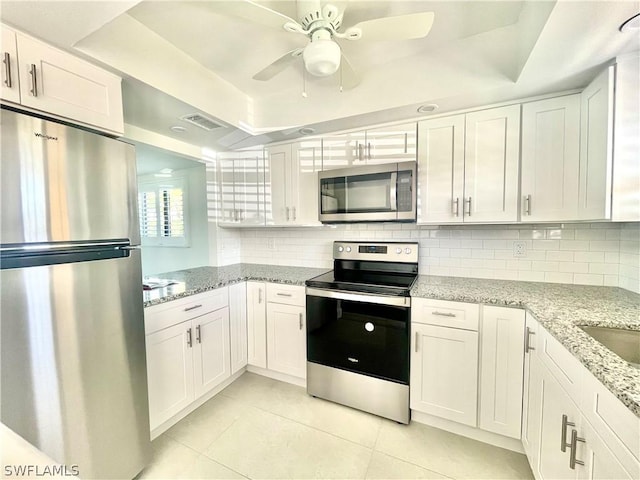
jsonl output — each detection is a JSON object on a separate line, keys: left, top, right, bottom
{"left": 338, "top": 53, "right": 360, "bottom": 90}
{"left": 253, "top": 48, "right": 304, "bottom": 81}
{"left": 348, "top": 12, "right": 435, "bottom": 41}
{"left": 215, "top": 0, "right": 301, "bottom": 31}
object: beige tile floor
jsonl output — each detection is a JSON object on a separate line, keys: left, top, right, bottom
{"left": 139, "top": 372, "right": 534, "bottom": 480}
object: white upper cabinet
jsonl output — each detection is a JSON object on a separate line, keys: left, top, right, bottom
{"left": 418, "top": 105, "right": 520, "bottom": 224}
{"left": 2, "top": 26, "right": 124, "bottom": 135}
{"left": 417, "top": 115, "right": 465, "bottom": 223}
{"left": 321, "top": 130, "right": 365, "bottom": 170}
{"left": 218, "top": 151, "right": 265, "bottom": 226}
{"left": 521, "top": 95, "right": 581, "bottom": 222}
{"left": 1, "top": 25, "right": 20, "bottom": 104}
{"left": 464, "top": 105, "right": 521, "bottom": 222}
{"left": 363, "top": 122, "right": 417, "bottom": 165}
{"left": 578, "top": 66, "right": 615, "bottom": 221}
{"left": 265, "top": 140, "right": 321, "bottom": 226}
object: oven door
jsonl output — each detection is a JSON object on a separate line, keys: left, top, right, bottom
{"left": 306, "top": 288, "right": 410, "bottom": 384}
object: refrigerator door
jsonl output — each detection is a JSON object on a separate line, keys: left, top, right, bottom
{"left": 1, "top": 249, "right": 150, "bottom": 479}
{"left": 0, "top": 108, "right": 140, "bottom": 245}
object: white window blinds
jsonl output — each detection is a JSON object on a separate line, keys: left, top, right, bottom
{"left": 138, "top": 180, "right": 188, "bottom": 247}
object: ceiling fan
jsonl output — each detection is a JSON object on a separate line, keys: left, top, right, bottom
{"left": 219, "top": 0, "right": 435, "bottom": 90}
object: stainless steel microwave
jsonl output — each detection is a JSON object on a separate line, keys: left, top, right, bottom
{"left": 318, "top": 161, "right": 417, "bottom": 223}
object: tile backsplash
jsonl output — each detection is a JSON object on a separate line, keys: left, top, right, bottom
{"left": 232, "top": 222, "right": 640, "bottom": 293}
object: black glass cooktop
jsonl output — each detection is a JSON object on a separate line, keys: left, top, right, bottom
{"left": 306, "top": 269, "right": 417, "bottom": 296}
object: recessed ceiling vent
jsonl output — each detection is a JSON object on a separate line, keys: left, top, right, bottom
{"left": 180, "top": 113, "right": 223, "bottom": 131}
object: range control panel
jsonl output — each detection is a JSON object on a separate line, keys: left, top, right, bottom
{"left": 333, "top": 241, "right": 419, "bottom": 263}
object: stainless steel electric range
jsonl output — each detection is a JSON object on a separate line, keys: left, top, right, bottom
{"left": 305, "top": 241, "right": 418, "bottom": 424}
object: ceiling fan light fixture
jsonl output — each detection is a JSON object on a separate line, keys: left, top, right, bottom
{"left": 303, "top": 39, "right": 341, "bottom": 77}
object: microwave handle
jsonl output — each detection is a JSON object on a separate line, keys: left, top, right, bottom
{"left": 389, "top": 172, "right": 398, "bottom": 211}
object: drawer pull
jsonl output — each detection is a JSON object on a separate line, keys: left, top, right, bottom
{"left": 561, "top": 414, "right": 575, "bottom": 452}
{"left": 432, "top": 311, "right": 456, "bottom": 318}
{"left": 277, "top": 293, "right": 293, "bottom": 297}
{"left": 184, "top": 304, "right": 203, "bottom": 312}
{"left": 569, "top": 429, "right": 585, "bottom": 469}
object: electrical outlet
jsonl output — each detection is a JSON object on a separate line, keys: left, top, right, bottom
{"left": 513, "top": 241, "right": 527, "bottom": 258}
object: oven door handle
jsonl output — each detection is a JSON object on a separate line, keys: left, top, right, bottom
{"left": 306, "top": 287, "right": 410, "bottom": 307}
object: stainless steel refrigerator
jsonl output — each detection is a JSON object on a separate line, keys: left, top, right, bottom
{"left": 0, "top": 108, "right": 150, "bottom": 478}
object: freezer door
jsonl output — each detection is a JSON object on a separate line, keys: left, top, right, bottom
{"left": 0, "top": 108, "right": 140, "bottom": 245}
{"left": 1, "top": 250, "right": 150, "bottom": 479}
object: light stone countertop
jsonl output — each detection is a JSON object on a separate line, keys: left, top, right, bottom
{"left": 142, "top": 265, "right": 640, "bottom": 417}
{"left": 411, "top": 275, "right": 640, "bottom": 418}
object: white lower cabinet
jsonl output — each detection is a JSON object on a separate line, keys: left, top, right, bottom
{"left": 479, "top": 306, "right": 525, "bottom": 439}
{"left": 266, "top": 284, "right": 306, "bottom": 379}
{"left": 523, "top": 315, "right": 639, "bottom": 480}
{"left": 229, "top": 282, "right": 248, "bottom": 374}
{"left": 144, "top": 289, "right": 231, "bottom": 432}
{"left": 247, "top": 281, "right": 267, "bottom": 368}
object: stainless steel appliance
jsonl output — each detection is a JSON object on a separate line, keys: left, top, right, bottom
{"left": 318, "top": 162, "right": 417, "bottom": 223}
{"left": 0, "top": 108, "right": 150, "bottom": 479}
{"left": 305, "top": 241, "right": 418, "bottom": 423}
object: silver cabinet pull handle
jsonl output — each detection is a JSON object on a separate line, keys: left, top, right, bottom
{"left": 561, "top": 414, "right": 575, "bottom": 452}
{"left": 184, "top": 304, "right": 203, "bottom": 312}
{"left": 525, "top": 195, "right": 532, "bottom": 216}
{"left": 432, "top": 311, "right": 456, "bottom": 317}
{"left": 292, "top": 206, "right": 296, "bottom": 221}
{"left": 404, "top": 133, "right": 408, "bottom": 153}
{"left": 29, "top": 63, "right": 37, "bottom": 97}
{"left": 3, "top": 52, "right": 12, "bottom": 88}
{"left": 277, "top": 292, "right": 292, "bottom": 297}
{"left": 525, "top": 327, "right": 536, "bottom": 353}
{"left": 258, "top": 288, "right": 262, "bottom": 304}
{"left": 465, "top": 197, "right": 472, "bottom": 216}
{"left": 196, "top": 324, "right": 201, "bottom": 344}
{"left": 186, "top": 327, "right": 193, "bottom": 348}
{"left": 569, "top": 429, "right": 585, "bottom": 469}
{"left": 357, "top": 142, "right": 364, "bottom": 162}
{"left": 299, "top": 313, "right": 303, "bottom": 330}
{"left": 286, "top": 206, "right": 290, "bottom": 221}
{"left": 367, "top": 142, "right": 371, "bottom": 160}
{"left": 415, "top": 332, "right": 419, "bottom": 352}
{"left": 453, "top": 198, "right": 460, "bottom": 217}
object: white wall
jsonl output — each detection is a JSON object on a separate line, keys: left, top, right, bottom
{"left": 233, "top": 222, "right": 640, "bottom": 294}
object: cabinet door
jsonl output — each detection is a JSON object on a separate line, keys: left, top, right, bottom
{"left": 578, "top": 419, "right": 634, "bottom": 480}
{"left": 235, "top": 152, "right": 265, "bottom": 226}
{"left": 410, "top": 323, "right": 478, "bottom": 426}
{"left": 522, "top": 313, "right": 542, "bottom": 461}
{"left": 521, "top": 95, "right": 581, "bottom": 221}
{"left": 1, "top": 25, "right": 20, "bottom": 104}
{"left": 291, "top": 140, "right": 322, "bottom": 225}
{"left": 15, "top": 32, "right": 124, "bottom": 135}
{"left": 464, "top": 105, "right": 520, "bottom": 222}
{"left": 321, "top": 131, "right": 366, "bottom": 169}
{"left": 266, "top": 302, "right": 306, "bottom": 378}
{"left": 417, "top": 115, "right": 465, "bottom": 224}
{"left": 192, "top": 308, "right": 231, "bottom": 399}
{"left": 538, "top": 362, "right": 581, "bottom": 480}
{"left": 578, "top": 66, "right": 614, "bottom": 220}
{"left": 145, "top": 322, "right": 194, "bottom": 430}
{"left": 265, "top": 144, "right": 291, "bottom": 225}
{"left": 479, "top": 306, "right": 525, "bottom": 439}
{"left": 217, "top": 155, "right": 238, "bottom": 224}
{"left": 247, "top": 282, "right": 267, "bottom": 368}
{"left": 365, "top": 122, "right": 417, "bottom": 165}
{"left": 229, "top": 282, "right": 248, "bottom": 375}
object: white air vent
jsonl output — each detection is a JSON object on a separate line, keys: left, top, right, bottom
{"left": 180, "top": 113, "right": 223, "bottom": 131}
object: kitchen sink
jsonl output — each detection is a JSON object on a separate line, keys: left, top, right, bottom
{"left": 579, "top": 326, "right": 640, "bottom": 368}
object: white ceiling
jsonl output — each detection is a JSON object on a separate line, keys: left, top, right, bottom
{"left": 2, "top": 0, "right": 639, "bottom": 154}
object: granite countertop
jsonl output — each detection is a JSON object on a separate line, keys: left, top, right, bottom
{"left": 143, "top": 264, "right": 330, "bottom": 307}
{"left": 142, "top": 265, "right": 639, "bottom": 418}
{"left": 411, "top": 275, "right": 640, "bottom": 417}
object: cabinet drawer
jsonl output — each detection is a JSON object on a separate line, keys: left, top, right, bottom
{"left": 412, "top": 298, "right": 479, "bottom": 330}
{"left": 145, "top": 288, "right": 229, "bottom": 334}
{"left": 538, "top": 325, "right": 583, "bottom": 400}
{"left": 580, "top": 368, "right": 640, "bottom": 476}
{"left": 266, "top": 283, "right": 305, "bottom": 306}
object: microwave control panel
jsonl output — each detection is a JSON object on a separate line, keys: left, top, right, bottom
{"left": 397, "top": 170, "right": 413, "bottom": 212}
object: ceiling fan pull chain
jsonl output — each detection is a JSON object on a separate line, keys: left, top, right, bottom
{"left": 339, "top": 62, "right": 343, "bottom": 93}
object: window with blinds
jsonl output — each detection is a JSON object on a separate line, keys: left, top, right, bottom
{"left": 138, "top": 180, "right": 188, "bottom": 247}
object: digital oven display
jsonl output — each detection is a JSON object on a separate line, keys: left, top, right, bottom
{"left": 359, "top": 245, "right": 387, "bottom": 254}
